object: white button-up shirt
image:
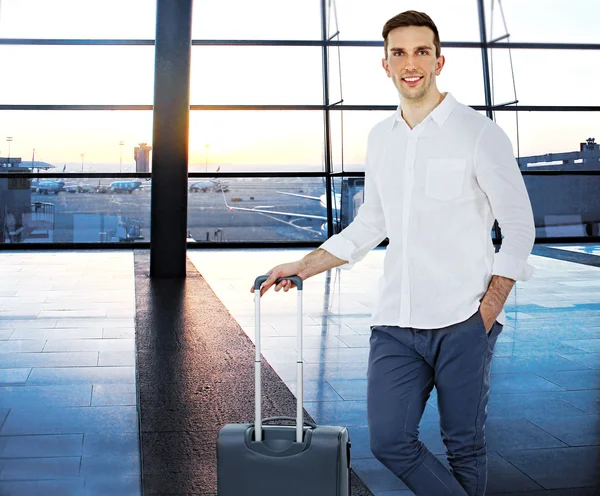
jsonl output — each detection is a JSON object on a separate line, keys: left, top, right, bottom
{"left": 320, "top": 93, "right": 535, "bottom": 329}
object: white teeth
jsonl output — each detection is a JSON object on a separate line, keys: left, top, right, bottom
{"left": 404, "top": 77, "right": 421, "bottom": 82}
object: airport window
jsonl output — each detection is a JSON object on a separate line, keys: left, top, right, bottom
{"left": 0, "top": 0, "right": 156, "bottom": 39}
{"left": 190, "top": 47, "right": 323, "bottom": 105}
{"left": 0, "top": 46, "right": 155, "bottom": 105}
{"left": 484, "top": 0, "right": 597, "bottom": 44}
{"left": 332, "top": 0, "right": 481, "bottom": 42}
{"left": 329, "top": 47, "right": 486, "bottom": 107}
{"left": 188, "top": 111, "right": 324, "bottom": 172}
{"left": 489, "top": 49, "right": 600, "bottom": 107}
{"left": 1, "top": 0, "right": 598, "bottom": 247}
{"left": 191, "top": 0, "right": 321, "bottom": 40}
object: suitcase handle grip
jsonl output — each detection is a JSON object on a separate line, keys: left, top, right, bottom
{"left": 254, "top": 274, "right": 303, "bottom": 291}
{"left": 260, "top": 416, "right": 317, "bottom": 429}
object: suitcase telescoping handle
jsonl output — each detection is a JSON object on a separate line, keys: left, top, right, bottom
{"left": 253, "top": 275, "right": 304, "bottom": 443}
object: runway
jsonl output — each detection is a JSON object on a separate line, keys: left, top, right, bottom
{"left": 28, "top": 178, "right": 330, "bottom": 243}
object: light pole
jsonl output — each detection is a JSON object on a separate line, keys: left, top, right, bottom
{"left": 6, "top": 136, "right": 13, "bottom": 159}
{"left": 119, "top": 141, "right": 124, "bottom": 173}
{"left": 80, "top": 153, "right": 85, "bottom": 172}
{"left": 204, "top": 143, "right": 210, "bottom": 173}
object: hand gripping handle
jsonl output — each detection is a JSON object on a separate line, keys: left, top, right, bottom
{"left": 254, "top": 274, "right": 303, "bottom": 291}
{"left": 253, "top": 274, "right": 304, "bottom": 444}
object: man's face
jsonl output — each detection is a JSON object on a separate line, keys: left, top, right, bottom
{"left": 382, "top": 25, "right": 445, "bottom": 102}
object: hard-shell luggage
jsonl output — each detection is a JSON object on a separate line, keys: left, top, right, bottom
{"left": 217, "top": 275, "right": 351, "bottom": 496}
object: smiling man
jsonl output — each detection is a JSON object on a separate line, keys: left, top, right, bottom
{"left": 254, "top": 10, "right": 535, "bottom": 496}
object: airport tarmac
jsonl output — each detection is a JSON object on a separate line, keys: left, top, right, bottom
{"left": 28, "top": 178, "right": 332, "bottom": 243}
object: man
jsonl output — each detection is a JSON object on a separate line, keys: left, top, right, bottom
{"left": 252, "top": 10, "right": 535, "bottom": 496}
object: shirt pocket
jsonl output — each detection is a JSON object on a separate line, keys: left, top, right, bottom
{"left": 425, "top": 159, "right": 467, "bottom": 201}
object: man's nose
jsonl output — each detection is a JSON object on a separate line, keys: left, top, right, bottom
{"left": 405, "top": 55, "right": 417, "bottom": 70}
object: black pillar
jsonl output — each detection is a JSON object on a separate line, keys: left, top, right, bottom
{"left": 150, "top": 0, "right": 193, "bottom": 277}
{"left": 320, "top": 0, "right": 335, "bottom": 238}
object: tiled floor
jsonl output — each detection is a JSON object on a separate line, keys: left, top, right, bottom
{"left": 551, "top": 245, "right": 600, "bottom": 257}
{"left": 188, "top": 247, "right": 600, "bottom": 495}
{"left": 0, "top": 252, "right": 140, "bottom": 496}
{"left": 1, "top": 248, "right": 599, "bottom": 495}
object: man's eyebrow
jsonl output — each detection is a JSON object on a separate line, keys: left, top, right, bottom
{"left": 389, "top": 45, "right": 433, "bottom": 52}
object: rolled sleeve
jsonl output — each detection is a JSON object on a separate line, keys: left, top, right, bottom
{"left": 492, "top": 250, "right": 535, "bottom": 281}
{"left": 319, "top": 153, "right": 387, "bottom": 269}
{"left": 475, "top": 121, "right": 536, "bottom": 282}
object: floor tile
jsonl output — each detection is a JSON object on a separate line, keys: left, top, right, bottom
{"left": 0, "top": 478, "right": 85, "bottom": 496}
{"left": 26, "top": 366, "right": 135, "bottom": 385}
{"left": 0, "top": 369, "right": 31, "bottom": 386}
{"left": 0, "top": 341, "right": 46, "bottom": 353}
{"left": 528, "top": 415, "right": 600, "bottom": 447}
{"left": 0, "top": 385, "right": 92, "bottom": 408}
{"left": 91, "top": 384, "right": 136, "bottom": 406}
{"left": 352, "top": 457, "right": 408, "bottom": 491}
{"left": 486, "top": 451, "right": 544, "bottom": 494}
{"left": 98, "top": 351, "right": 135, "bottom": 367}
{"left": 491, "top": 355, "right": 590, "bottom": 374}
{"left": 0, "top": 434, "right": 83, "bottom": 458}
{"left": 0, "top": 406, "right": 138, "bottom": 435}
{"left": 487, "top": 392, "right": 590, "bottom": 420}
{"left": 534, "top": 370, "right": 600, "bottom": 390}
{"left": 80, "top": 455, "right": 140, "bottom": 477}
{"left": 550, "top": 390, "right": 600, "bottom": 414}
{"left": 499, "top": 446, "right": 600, "bottom": 489}
{"left": 558, "top": 353, "right": 600, "bottom": 369}
{"left": 284, "top": 380, "right": 344, "bottom": 402}
{"left": 43, "top": 339, "right": 134, "bottom": 353}
{"left": 0, "top": 456, "right": 81, "bottom": 480}
{"left": 82, "top": 432, "right": 140, "bottom": 457}
{"left": 490, "top": 373, "right": 567, "bottom": 393}
{"left": 486, "top": 419, "right": 567, "bottom": 450}
{"left": 83, "top": 475, "right": 141, "bottom": 496}
{"left": 0, "top": 352, "right": 98, "bottom": 368}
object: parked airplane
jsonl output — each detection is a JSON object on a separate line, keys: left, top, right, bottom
{"left": 109, "top": 180, "right": 142, "bottom": 193}
{"left": 189, "top": 166, "right": 229, "bottom": 192}
{"left": 31, "top": 179, "right": 65, "bottom": 194}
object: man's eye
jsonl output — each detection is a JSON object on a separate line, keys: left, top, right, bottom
{"left": 393, "top": 52, "right": 403, "bottom": 56}
{"left": 418, "top": 50, "right": 428, "bottom": 55}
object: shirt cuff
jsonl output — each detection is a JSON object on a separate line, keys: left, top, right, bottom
{"left": 492, "top": 250, "right": 535, "bottom": 281}
{"left": 319, "top": 235, "right": 356, "bottom": 270}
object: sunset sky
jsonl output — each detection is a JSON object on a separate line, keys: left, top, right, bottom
{"left": 0, "top": 0, "right": 597, "bottom": 170}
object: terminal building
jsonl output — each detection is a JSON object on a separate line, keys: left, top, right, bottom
{"left": 0, "top": 1, "right": 598, "bottom": 495}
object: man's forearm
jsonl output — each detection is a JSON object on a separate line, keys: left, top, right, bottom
{"left": 480, "top": 275, "right": 515, "bottom": 320}
{"left": 299, "top": 248, "right": 348, "bottom": 279}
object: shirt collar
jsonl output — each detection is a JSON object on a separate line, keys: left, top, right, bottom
{"left": 392, "top": 92, "right": 457, "bottom": 130}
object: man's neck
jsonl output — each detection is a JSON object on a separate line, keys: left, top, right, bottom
{"left": 400, "top": 90, "right": 446, "bottom": 129}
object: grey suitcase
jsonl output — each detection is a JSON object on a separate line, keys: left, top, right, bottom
{"left": 217, "top": 275, "right": 351, "bottom": 496}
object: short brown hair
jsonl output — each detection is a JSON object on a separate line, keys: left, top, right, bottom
{"left": 382, "top": 11, "right": 441, "bottom": 58}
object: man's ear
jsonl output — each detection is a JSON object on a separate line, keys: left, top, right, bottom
{"left": 435, "top": 55, "right": 446, "bottom": 76}
{"left": 382, "top": 58, "right": 391, "bottom": 77}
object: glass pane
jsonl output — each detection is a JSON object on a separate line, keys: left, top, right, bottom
{"left": 0, "top": 111, "right": 153, "bottom": 171}
{"left": 330, "top": 47, "right": 485, "bottom": 106}
{"left": 0, "top": 173, "right": 150, "bottom": 244}
{"left": 492, "top": 111, "right": 600, "bottom": 159}
{"left": 0, "top": 0, "right": 156, "bottom": 39}
{"left": 489, "top": 49, "right": 600, "bottom": 107}
{"left": 332, "top": 176, "right": 365, "bottom": 234}
{"left": 329, "top": 110, "right": 392, "bottom": 173}
{"left": 191, "top": 47, "right": 322, "bottom": 105}
{"left": 485, "top": 0, "right": 598, "bottom": 44}
{"left": 523, "top": 174, "right": 600, "bottom": 238}
{"left": 192, "top": 0, "right": 321, "bottom": 40}
{"left": 333, "top": 0, "right": 481, "bottom": 42}
{"left": 189, "top": 111, "right": 324, "bottom": 172}
{"left": 0, "top": 46, "right": 154, "bottom": 105}
{"left": 187, "top": 177, "right": 327, "bottom": 242}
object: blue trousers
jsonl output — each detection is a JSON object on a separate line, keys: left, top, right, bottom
{"left": 367, "top": 311, "right": 503, "bottom": 496}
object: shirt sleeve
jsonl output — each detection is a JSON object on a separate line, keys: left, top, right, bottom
{"left": 475, "top": 121, "right": 536, "bottom": 281}
{"left": 319, "top": 152, "right": 387, "bottom": 270}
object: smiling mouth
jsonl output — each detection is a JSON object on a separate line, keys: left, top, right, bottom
{"left": 402, "top": 76, "right": 423, "bottom": 84}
